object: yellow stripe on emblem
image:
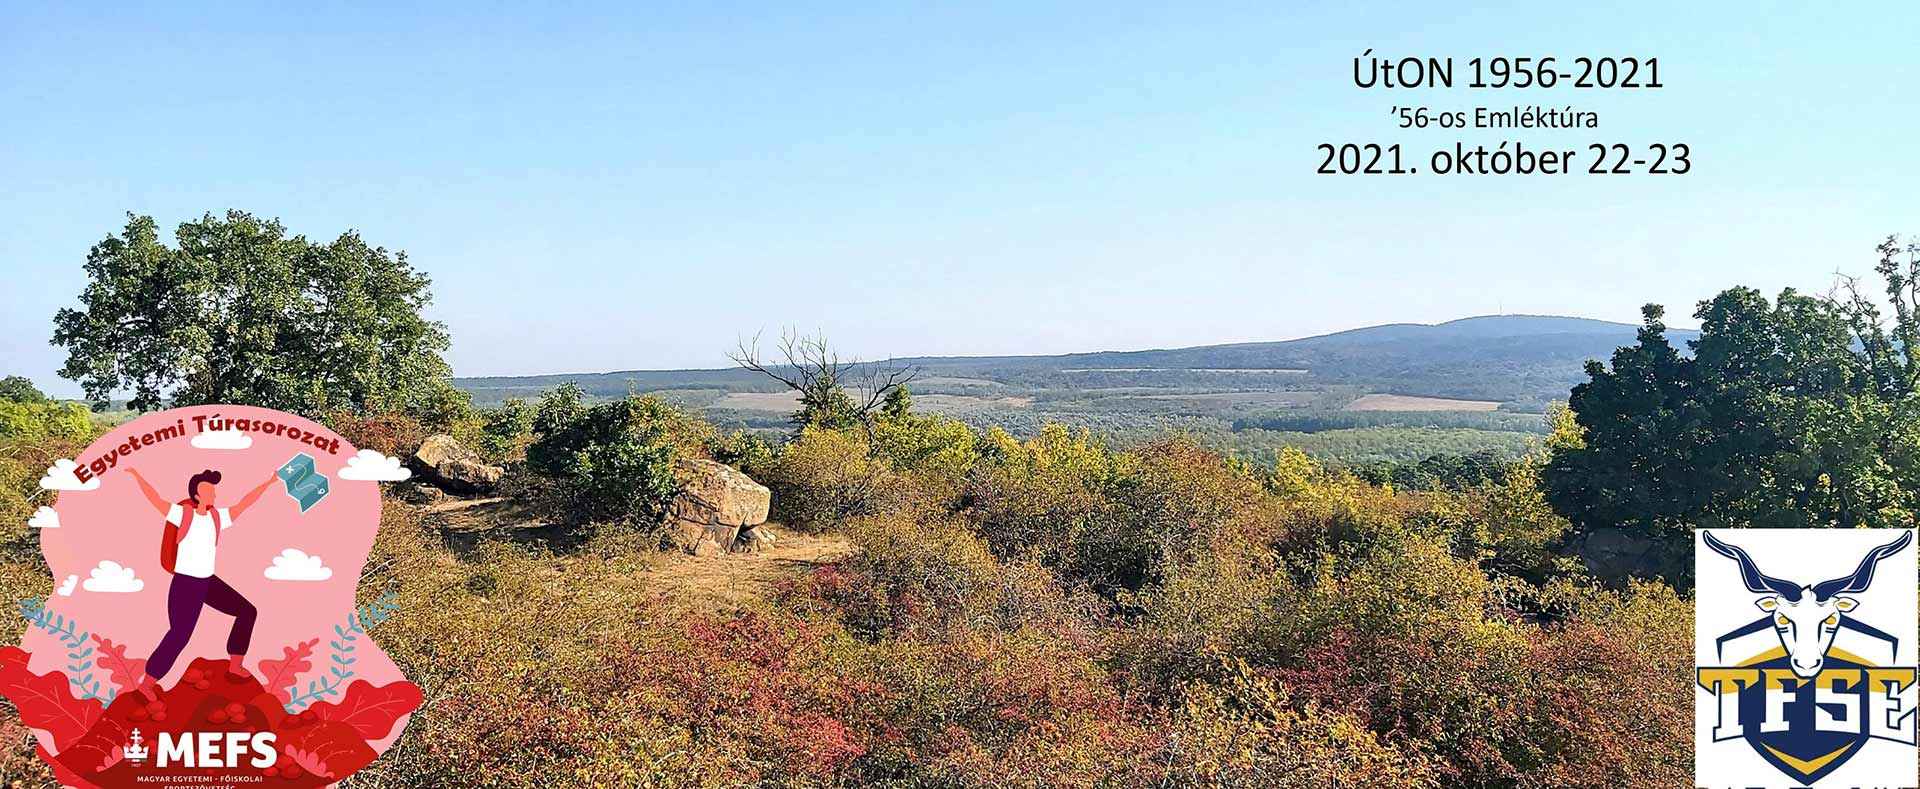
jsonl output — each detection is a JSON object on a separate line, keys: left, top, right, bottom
{"left": 1761, "top": 741, "right": 1858, "bottom": 777}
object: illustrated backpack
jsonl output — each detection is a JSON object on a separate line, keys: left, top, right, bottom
{"left": 160, "top": 499, "right": 222, "bottom": 574}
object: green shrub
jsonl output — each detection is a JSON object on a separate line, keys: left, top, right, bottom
{"left": 525, "top": 392, "right": 706, "bottom": 529}
{"left": 477, "top": 397, "right": 535, "bottom": 462}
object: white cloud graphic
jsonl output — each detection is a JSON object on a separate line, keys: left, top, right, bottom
{"left": 56, "top": 575, "right": 77, "bottom": 597}
{"left": 38, "top": 459, "right": 98, "bottom": 492}
{"left": 191, "top": 428, "right": 252, "bottom": 450}
{"left": 264, "top": 548, "right": 333, "bottom": 582}
{"left": 27, "top": 507, "right": 59, "bottom": 529}
{"left": 337, "top": 449, "right": 410, "bottom": 482}
{"left": 82, "top": 561, "right": 144, "bottom": 593}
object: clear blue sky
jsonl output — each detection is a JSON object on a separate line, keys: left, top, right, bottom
{"left": 3, "top": 1, "right": 1915, "bottom": 396}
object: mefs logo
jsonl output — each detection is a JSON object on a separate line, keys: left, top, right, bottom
{"left": 1696, "top": 529, "right": 1919, "bottom": 786}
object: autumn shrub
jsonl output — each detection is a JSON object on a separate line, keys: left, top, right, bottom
{"left": 963, "top": 425, "right": 1128, "bottom": 566}
{"left": 323, "top": 409, "right": 428, "bottom": 458}
{"left": 1159, "top": 658, "right": 1438, "bottom": 787}
{"left": 760, "top": 426, "right": 906, "bottom": 532}
{"left": 1494, "top": 581, "right": 1692, "bottom": 787}
{"left": 0, "top": 398, "right": 94, "bottom": 553}
{"left": 366, "top": 517, "right": 670, "bottom": 786}
{"left": 872, "top": 409, "right": 978, "bottom": 502}
{"left": 784, "top": 512, "right": 1095, "bottom": 642}
{"left": 0, "top": 400, "right": 1705, "bottom": 789}
{"left": 708, "top": 428, "right": 775, "bottom": 475}
{"left": 1091, "top": 437, "right": 1283, "bottom": 592}
{"left": 833, "top": 628, "right": 1161, "bottom": 787}
{"left": 1110, "top": 549, "right": 1293, "bottom": 699}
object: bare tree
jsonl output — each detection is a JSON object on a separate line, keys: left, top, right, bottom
{"left": 728, "top": 329, "right": 918, "bottom": 436}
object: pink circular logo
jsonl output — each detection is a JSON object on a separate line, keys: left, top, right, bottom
{"left": 7, "top": 405, "right": 418, "bottom": 787}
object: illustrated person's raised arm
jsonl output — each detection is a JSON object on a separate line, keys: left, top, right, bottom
{"left": 125, "top": 468, "right": 170, "bottom": 516}
{"left": 228, "top": 472, "right": 278, "bottom": 520}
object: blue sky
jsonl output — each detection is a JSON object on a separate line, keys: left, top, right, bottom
{"left": 3, "top": 2, "right": 1915, "bottom": 395}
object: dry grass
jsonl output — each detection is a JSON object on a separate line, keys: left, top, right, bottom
{"left": 635, "top": 525, "right": 854, "bottom": 607}
{"left": 1344, "top": 393, "right": 1502, "bottom": 412}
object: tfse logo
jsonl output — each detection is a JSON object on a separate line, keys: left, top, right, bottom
{"left": 151, "top": 731, "right": 278, "bottom": 769}
{"left": 1695, "top": 529, "right": 1920, "bottom": 786}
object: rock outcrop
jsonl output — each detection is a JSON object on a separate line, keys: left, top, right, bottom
{"left": 412, "top": 434, "right": 504, "bottom": 493}
{"left": 668, "top": 458, "right": 771, "bottom": 555}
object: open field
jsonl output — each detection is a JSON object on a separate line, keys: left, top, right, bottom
{"left": 716, "top": 390, "right": 1032, "bottom": 414}
{"left": 1344, "top": 394, "right": 1503, "bottom": 412}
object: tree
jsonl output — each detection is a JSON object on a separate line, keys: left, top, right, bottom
{"left": 728, "top": 329, "right": 917, "bottom": 437}
{"left": 1546, "top": 242, "right": 1920, "bottom": 581}
{"left": 0, "top": 377, "right": 45, "bottom": 403}
{"left": 52, "top": 211, "right": 460, "bottom": 416}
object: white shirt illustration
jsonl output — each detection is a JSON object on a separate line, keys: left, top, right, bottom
{"left": 165, "top": 504, "right": 234, "bottom": 579}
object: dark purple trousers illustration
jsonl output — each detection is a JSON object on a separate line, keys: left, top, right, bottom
{"left": 146, "top": 573, "right": 257, "bottom": 678}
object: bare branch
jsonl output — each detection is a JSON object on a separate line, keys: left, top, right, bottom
{"left": 726, "top": 328, "right": 921, "bottom": 429}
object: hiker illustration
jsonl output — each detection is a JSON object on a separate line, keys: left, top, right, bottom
{"left": 125, "top": 467, "right": 278, "bottom": 701}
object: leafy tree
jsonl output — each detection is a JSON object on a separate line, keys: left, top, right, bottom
{"left": 1547, "top": 245, "right": 1920, "bottom": 579}
{"left": 0, "top": 377, "right": 45, "bottom": 403}
{"left": 52, "top": 211, "right": 460, "bottom": 417}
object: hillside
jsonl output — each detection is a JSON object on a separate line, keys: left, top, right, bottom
{"left": 459, "top": 315, "right": 1682, "bottom": 402}
{"left": 454, "top": 314, "right": 1689, "bottom": 466}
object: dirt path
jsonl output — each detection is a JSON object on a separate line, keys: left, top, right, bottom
{"left": 637, "top": 525, "right": 855, "bottom": 607}
{"left": 413, "top": 493, "right": 854, "bottom": 607}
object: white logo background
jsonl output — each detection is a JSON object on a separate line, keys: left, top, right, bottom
{"left": 1695, "top": 528, "right": 1919, "bottom": 786}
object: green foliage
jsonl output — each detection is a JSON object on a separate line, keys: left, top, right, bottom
{"left": 1230, "top": 426, "right": 1535, "bottom": 466}
{"left": 1347, "top": 449, "right": 1515, "bottom": 490}
{"left": 0, "top": 398, "right": 96, "bottom": 542}
{"left": 525, "top": 392, "right": 706, "bottom": 528}
{"left": 1548, "top": 262, "right": 1920, "bottom": 581}
{"left": 709, "top": 429, "right": 775, "bottom": 475}
{"left": 0, "top": 377, "right": 45, "bottom": 403}
{"left": 478, "top": 398, "right": 536, "bottom": 462}
{"left": 871, "top": 406, "right": 978, "bottom": 497}
{"left": 52, "top": 211, "right": 459, "bottom": 418}
{"left": 1233, "top": 408, "right": 1548, "bottom": 434}
{"left": 796, "top": 372, "right": 860, "bottom": 431}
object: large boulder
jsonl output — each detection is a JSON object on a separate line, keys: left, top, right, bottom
{"left": 674, "top": 520, "right": 740, "bottom": 555}
{"left": 667, "top": 458, "right": 770, "bottom": 555}
{"left": 412, "top": 434, "right": 504, "bottom": 493}
{"left": 670, "top": 458, "right": 770, "bottom": 527}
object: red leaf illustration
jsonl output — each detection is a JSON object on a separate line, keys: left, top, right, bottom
{"left": 307, "top": 680, "right": 423, "bottom": 739}
{"left": 0, "top": 646, "right": 104, "bottom": 752}
{"left": 256, "top": 638, "right": 318, "bottom": 705}
{"left": 282, "top": 720, "right": 376, "bottom": 779}
{"left": 90, "top": 636, "right": 147, "bottom": 694}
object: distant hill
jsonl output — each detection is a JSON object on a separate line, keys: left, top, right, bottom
{"left": 454, "top": 314, "right": 1694, "bottom": 410}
